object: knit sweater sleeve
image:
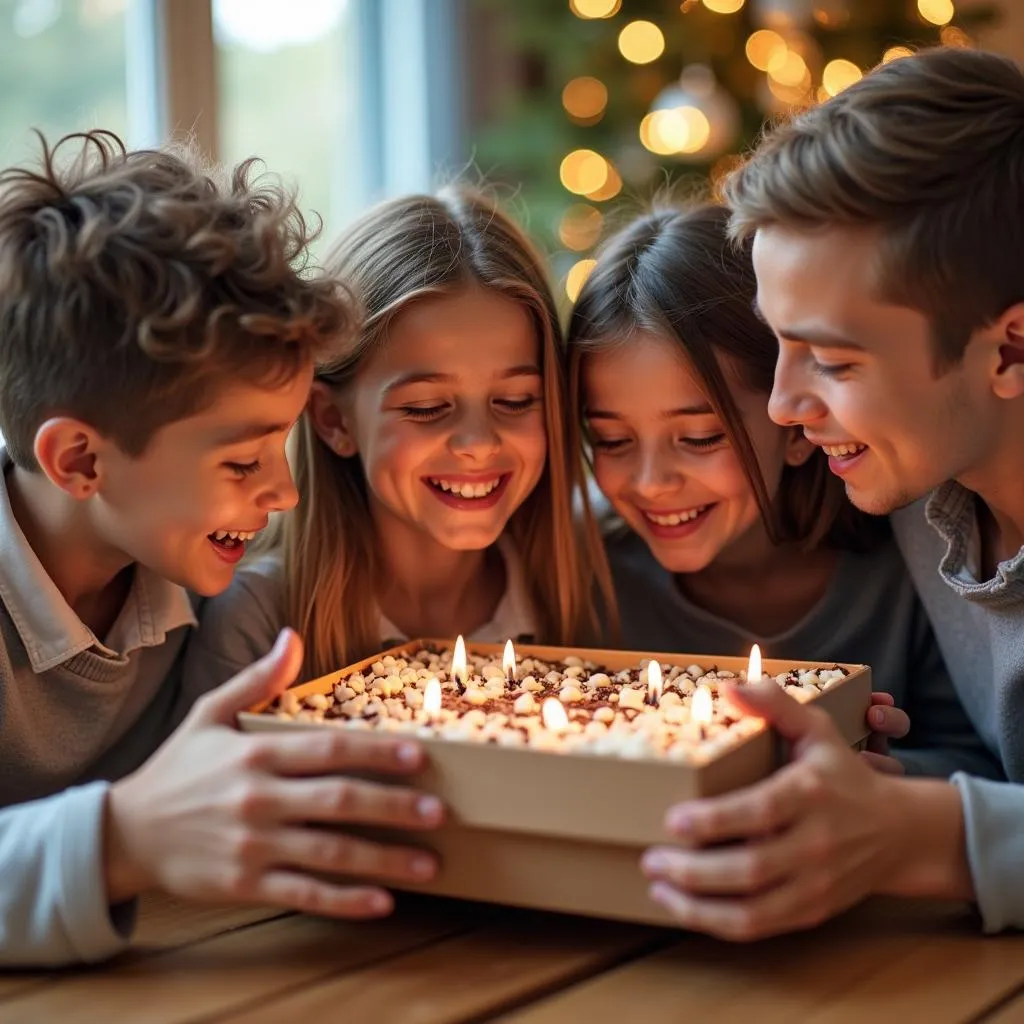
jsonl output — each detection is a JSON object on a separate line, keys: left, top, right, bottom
{"left": 0, "top": 781, "right": 136, "bottom": 966}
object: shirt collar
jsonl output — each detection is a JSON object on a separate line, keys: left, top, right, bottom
{"left": 0, "top": 445, "right": 196, "bottom": 673}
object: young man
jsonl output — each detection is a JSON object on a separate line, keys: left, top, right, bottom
{"left": 640, "top": 47, "right": 1024, "bottom": 940}
{"left": 0, "top": 132, "right": 443, "bottom": 967}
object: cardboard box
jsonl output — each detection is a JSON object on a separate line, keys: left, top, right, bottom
{"left": 239, "top": 640, "right": 871, "bottom": 927}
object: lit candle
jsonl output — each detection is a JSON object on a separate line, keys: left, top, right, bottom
{"left": 645, "top": 659, "right": 662, "bottom": 706}
{"left": 423, "top": 677, "right": 442, "bottom": 722}
{"left": 746, "top": 643, "right": 763, "bottom": 685}
{"left": 503, "top": 639, "right": 517, "bottom": 685}
{"left": 691, "top": 684, "right": 713, "bottom": 740}
{"left": 541, "top": 697, "right": 570, "bottom": 735}
{"left": 451, "top": 634, "right": 467, "bottom": 693}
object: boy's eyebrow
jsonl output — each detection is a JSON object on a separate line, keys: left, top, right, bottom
{"left": 213, "top": 421, "right": 293, "bottom": 447}
{"left": 586, "top": 403, "right": 714, "bottom": 420}
{"left": 780, "top": 326, "right": 865, "bottom": 350}
{"left": 382, "top": 364, "right": 541, "bottom": 396}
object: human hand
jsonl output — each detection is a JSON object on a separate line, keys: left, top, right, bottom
{"left": 104, "top": 629, "right": 444, "bottom": 919}
{"left": 862, "top": 691, "right": 910, "bottom": 775}
{"left": 641, "top": 680, "right": 912, "bottom": 941}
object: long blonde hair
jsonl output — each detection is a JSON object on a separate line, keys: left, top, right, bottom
{"left": 283, "top": 188, "right": 605, "bottom": 678}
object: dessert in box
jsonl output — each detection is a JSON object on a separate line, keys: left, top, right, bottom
{"left": 239, "top": 638, "right": 871, "bottom": 927}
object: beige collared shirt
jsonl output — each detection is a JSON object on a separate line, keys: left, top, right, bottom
{"left": 0, "top": 444, "right": 198, "bottom": 967}
{"left": 0, "top": 444, "right": 197, "bottom": 806}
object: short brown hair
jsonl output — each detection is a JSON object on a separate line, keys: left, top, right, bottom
{"left": 0, "top": 130, "right": 353, "bottom": 470}
{"left": 724, "top": 47, "right": 1024, "bottom": 368}
{"left": 567, "top": 202, "right": 886, "bottom": 553}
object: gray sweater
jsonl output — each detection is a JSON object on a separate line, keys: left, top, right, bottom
{"left": 893, "top": 484, "right": 1024, "bottom": 932}
{"left": 0, "top": 447, "right": 197, "bottom": 966}
{"left": 606, "top": 529, "right": 1002, "bottom": 781}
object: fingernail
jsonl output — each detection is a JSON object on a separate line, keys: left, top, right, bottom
{"left": 871, "top": 708, "right": 885, "bottom": 726}
{"left": 397, "top": 743, "right": 421, "bottom": 767}
{"left": 416, "top": 795, "right": 442, "bottom": 822}
{"left": 369, "top": 891, "right": 392, "bottom": 914}
{"left": 642, "top": 850, "right": 667, "bottom": 875}
{"left": 412, "top": 854, "right": 435, "bottom": 879}
{"left": 667, "top": 809, "right": 692, "bottom": 835}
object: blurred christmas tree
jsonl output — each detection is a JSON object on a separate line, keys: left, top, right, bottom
{"left": 471, "top": 0, "right": 1000, "bottom": 300}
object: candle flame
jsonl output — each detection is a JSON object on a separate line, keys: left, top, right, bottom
{"left": 646, "top": 659, "right": 662, "bottom": 703}
{"left": 747, "top": 643, "right": 762, "bottom": 685}
{"left": 692, "top": 685, "right": 714, "bottom": 725}
{"left": 452, "top": 634, "right": 467, "bottom": 688}
{"left": 503, "top": 638, "right": 516, "bottom": 680}
{"left": 541, "top": 697, "right": 570, "bottom": 734}
{"left": 423, "top": 677, "right": 442, "bottom": 718}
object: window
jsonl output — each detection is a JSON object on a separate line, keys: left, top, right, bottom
{"left": 0, "top": 0, "right": 133, "bottom": 166}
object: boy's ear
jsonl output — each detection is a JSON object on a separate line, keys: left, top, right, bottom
{"left": 33, "top": 418, "right": 105, "bottom": 499}
{"left": 990, "top": 302, "right": 1024, "bottom": 401}
{"left": 307, "top": 382, "right": 358, "bottom": 457}
{"left": 783, "top": 428, "right": 814, "bottom": 467}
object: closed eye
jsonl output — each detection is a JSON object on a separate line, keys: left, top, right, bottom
{"left": 225, "top": 460, "right": 262, "bottom": 478}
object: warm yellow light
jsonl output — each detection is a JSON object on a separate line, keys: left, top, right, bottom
{"left": 768, "top": 50, "right": 808, "bottom": 87}
{"left": 585, "top": 164, "right": 622, "bottom": 201}
{"left": 541, "top": 697, "right": 570, "bottom": 733}
{"left": 745, "top": 29, "right": 787, "bottom": 71}
{"left": 822, "top": 58, "right": 862, "bottom": 96}
{"left": 692, "top": 685, "right": 714, "bottom": 725}
{"left": 451, "top": 634, "right": 467, "bottom": 689}
{"left": 767, "top": 73, "right": 812, "bottom": 107}
{"left": 639, "top": 107, "right": 710, "bottom": 156}
{"left": 570, "top": 0, "right": 621, "bottom": 18}
{"left": 423, "top": 677, "right": 441, "bottom": 718}
{"left": 562, "top": 76, "right": 609, "bottom": 122}
{"left": 940, "top": 25, "right": 970, "bottom": 47}
{"left": 558, "top": 204, "right": 603, "bottom": 250}
{"left": 816, "top": 84, "right": 831, "bottom": 103}
{"left": 502, "top": 639, "right": 516, "bottom": 681}
{"left": 646, "top": 660, "right": 663, "bottom": 704}
{"left": 918, "top": 0, "right": 954, "bottom": 25}
{"left": 746, "top": 643, "right": 762, "bottom": 685}
{"left": 702, "top": 0, "right": 744, "bottom": 12}
{"left": 559, "top": 149, "right": 609, "bottom": 196}
{"left": 618, "top": 20, "right": 665, "bottom": 64}
{"left": 566, "top": 258, "right": 597, "bottom": 302}
{"left": 882, "top": 45, "right": 914, "bottom": 63}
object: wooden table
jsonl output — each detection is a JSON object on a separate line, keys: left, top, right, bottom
{"left": 4, "top": 892, "right": 1024, "bottom": 1023}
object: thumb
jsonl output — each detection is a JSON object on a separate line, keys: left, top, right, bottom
{"left": 722, "top": 679, "right": 836, "bottom": 746}
{"left": 193, "top": 629, "right": 304, "bottom": 726}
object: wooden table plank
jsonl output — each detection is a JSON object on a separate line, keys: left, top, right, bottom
{"left": 0, "top": 897, "right": 483, "bottom": 1024}
{"left": 0, "top": 892, "right": 286, "bottom": 1006}
{"left": 964, "top": 981, "right": 1024, "bottom": 1023}
{"left": 504, "top": 899, "right": 1024, "bottom": 1024}
{"left": 218, "top": 911, "right": 665, "bottom": 1024}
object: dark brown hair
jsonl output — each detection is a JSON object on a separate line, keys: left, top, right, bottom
{"left": 724, "top": 47, "right": 1024, "bottom": 369}
{"left": 0, "top": 130, "right": 353, "bottom": 470}
{"left": 567, "top": 202, "right": 886, "bottom": 553}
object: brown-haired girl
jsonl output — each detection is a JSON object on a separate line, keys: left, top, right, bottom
{"left": 568, "top": 202, "right": 997, "bottom": 780}
{"left": 187, "top": 187, "right": 605, "bottom": 686}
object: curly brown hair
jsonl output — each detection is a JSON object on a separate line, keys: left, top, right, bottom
{"left": 0, "top": 130, "right": 354, "bottom": 470}
{"left": 723, "top": 47, "right": 1024, "bottom": 370}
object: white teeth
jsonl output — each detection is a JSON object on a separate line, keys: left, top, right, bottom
{"left": 212, "top": 529, "right": 257, "bottom": 543}
{"left": 429, "top": 477, "right": 502, "bottom": 498}
{"left": 646, "top": 506, "right": 707, "bottom": 526}
{"left": 822, "top": 443, "right": 866, "bottom": 458}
